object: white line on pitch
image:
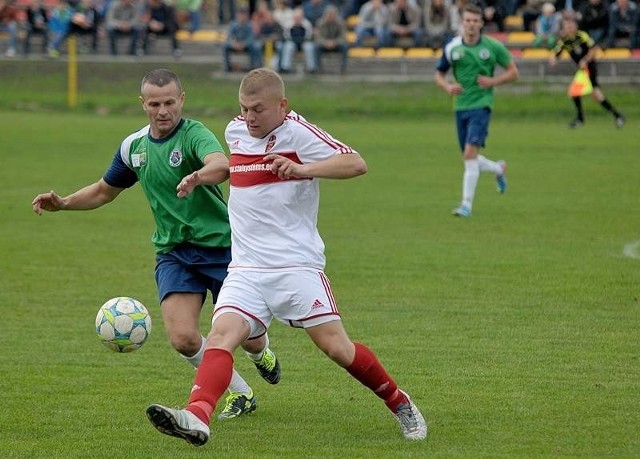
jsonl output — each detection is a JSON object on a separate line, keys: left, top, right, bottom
{"left": 623, "top": 240, "right": 640, "bottom": 260}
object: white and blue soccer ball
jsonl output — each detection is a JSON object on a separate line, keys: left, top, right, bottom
{"left": 95, "top": 297, "right": 152, "bottom": 353}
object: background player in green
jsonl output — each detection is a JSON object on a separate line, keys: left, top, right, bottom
{"left": 548, "top": 14, "right": 626, "bottom": 129}
{"left": 435, "top": 3, "right": 519, "bottom": 218}
{"left": 31, "top": 68, "right": 280, "bottom": 419}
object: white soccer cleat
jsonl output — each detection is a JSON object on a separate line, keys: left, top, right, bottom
{"left": 393, "top": 391, "right": 428, "bottom": 440}
{"left": 146, "top": 404, "right": 210, "bottom": 446}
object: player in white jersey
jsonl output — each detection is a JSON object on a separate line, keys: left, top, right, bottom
{"left": 146, "top": 68, "right": 427, "bottom": 446}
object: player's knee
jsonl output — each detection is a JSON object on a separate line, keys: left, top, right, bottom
{"left": 318, "top": 341, "right": 354, "bottom": 367}
{"left": 170, "top": 331, "right": 202, "bottom": 356}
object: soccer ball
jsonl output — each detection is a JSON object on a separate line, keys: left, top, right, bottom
{"left": 95, "top": 297, "right": 152, "bottom": 353}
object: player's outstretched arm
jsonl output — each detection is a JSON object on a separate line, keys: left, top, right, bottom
{"left": 176, "top": 152, "right": 229, "bottom": 198}
{"left": 32, "top": 179, "right": 124, "bottom": 215}
{"left": 264, "top": 152, "right": 367, "bottom": 181}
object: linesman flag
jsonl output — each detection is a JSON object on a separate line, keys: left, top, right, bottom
{"left": 568, "top": 69, "right": 593, "bottom": 97}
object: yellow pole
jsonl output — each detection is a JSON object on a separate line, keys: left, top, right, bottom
{"left": 265, "top": 40, "right": 273, "bottom": 69}
{"left": 67, "top": 35, "right": 77, "bottom": 108}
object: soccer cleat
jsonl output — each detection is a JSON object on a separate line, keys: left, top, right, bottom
{"left": 393, "top": 391, "right": 428, "bottom": 440}
{"left": 615, "top": 115, "right": 626, "bottom": 128}
{"left": 496, "top": 160, "right": 507, "bottom": 194}
{"left": 452, "top": 205, "right": 471, "bottom": 217}
{"left": 146, "top": 404, "right": 210, "bottom": 447}
{"left": 252, "top": 348, "right": 281, "bottom": 384}
{"left": 568, "top": 118, "right": 583, "bottom": 128}
{"left": 218, "top": 391, "right": 257, "bottom": 420}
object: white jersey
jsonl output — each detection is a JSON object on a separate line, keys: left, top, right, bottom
{"left": 225, "top": 110, "right": 355, "bottom": 270}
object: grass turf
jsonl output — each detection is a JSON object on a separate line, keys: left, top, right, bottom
{"left": 0, "top": 64, "right": 638, "bottom": 458}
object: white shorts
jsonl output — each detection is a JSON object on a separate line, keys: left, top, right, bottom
{"left": 213, "top": 269, "right": 342, "bottom": 338}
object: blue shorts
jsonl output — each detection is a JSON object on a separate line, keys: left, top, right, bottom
{"left": 155, "top": 243, "right": 231, "bottom": 304}
{"left": 455, "top": 108, "right": 492, "bottom": 152}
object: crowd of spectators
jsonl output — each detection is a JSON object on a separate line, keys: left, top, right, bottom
{"left": 1, "top": 0, "right": 638, "bottom": 61}
{"left": 0, "top": 0, "right": 186, "bottom": 57}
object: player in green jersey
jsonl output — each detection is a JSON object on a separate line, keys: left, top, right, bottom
{"left": 435, "top": 3, "right": 519, "bottom": 218}
{"left": 32, "top": 68, "right": 280, "bottom": 419}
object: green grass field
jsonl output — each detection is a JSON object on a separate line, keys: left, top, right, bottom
{"left": 0, "top": 62, "right": 639, "bottom": 458}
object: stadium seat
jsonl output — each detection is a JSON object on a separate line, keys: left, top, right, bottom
{"left": 346, "top": 15, "right": 359, "bottom": 30}
{"left": 603, "top": 48, "right": 632, "bottom": 59}
{"left": 505, "top": 15, "right": 524, "bottom": 30}
{"left": 348, "top": 47, "right": 376, "bottom": 58}
{"left": 507, "top": 31, "right": 535, "bottom": 45}
{"left": 521, "top": 48, "right": 551, "bottom": 59}
{"left": 405, "top": 48, "right": 435, "bottom": 58}
{"left": 176, "top": 30, "right": 225, "bottom": 42}
{"left": 376, "top": 47, "right": 405, "bottom": 58}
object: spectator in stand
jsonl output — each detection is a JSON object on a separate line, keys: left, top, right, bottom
{"left": 280, "top": 7, "right": 315, "bottom": 72}
{"left": 174, "top": 0, "right": 203, "bottom": 34}
{"left": 606, "top": 0, "right": 637, "bottom": 48}
{"left": 223, "top": 7, "right": 261, "bottom": 72}
{"left": 354, "top": 0, "right": 389, "bottom": 48}
{"left": 314, "top": 4, "right": 349, "bottom": 72}
{"left": 534, "top": 2, "right": 560, "bottom": 47}
{"left": 505, "top": 0, "right": 525, "bottom": 15}
{"left": 482, "top": 0, "right": 507, "bottom": 31}
{"left": 450, "top": 0, "right": 468, "bottom": 35}
{"left": 577, "top": 0, "right": 609, "bottom": 45}
{"left": 218, "top": 0, "right": 235, "bottom": 25}
{"left": 423, "top": 0, "right": 453, "bottom": 48}
{"left": 0, "top": 0, "right": 20, "bottom": 57}
{"left": 253, "top": 9, "right": 284, "bottom": 69}
{"left": 22, "top": 0, "right": 49, "bottom": 56}
{"left": 106, "top": 0, "right": 144, "bottom": 55}
{"left": 251, "top": 0, "right": 271, "bottom": 33}
{"left": 387, "top": 0, "right": 422, "bottom": 47}
{"left": 67, "top": 0, "right": 100, "bottom": 53}
{"left": 141, "top": 0, "right": 180, "bottom": 56}
{"left": 302, "top": 0, "right": 328, "bottom": 26}
{"left": 47, "top": 0, "right": 73, "bottom": 57}
{"left": 273, "top": 0, "right": 295, "bottom": 31}
{"left": 521, "top": 0, "right": 547, "bottom": 31}
{"left": 343, "top": 0, "right": 368, "bottom": 19}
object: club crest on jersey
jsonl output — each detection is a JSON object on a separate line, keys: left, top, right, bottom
{"left": 169, "top": 149, "right": 183, "bottom": 167}
{"left": 265, "top": 134, "right": 276, "bottom": 153}
{"left": 230, "top": 139, "right": 240, "bottom": 149}
{"left": 452, "top": 50, "right": 462, "bottom": 60}
{"left": 479, "top": 48, "right": 490, "bottom": 60}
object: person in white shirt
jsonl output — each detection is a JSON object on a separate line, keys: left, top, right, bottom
{"left": 146, "top": 67, "right": 428, "bottom": 447}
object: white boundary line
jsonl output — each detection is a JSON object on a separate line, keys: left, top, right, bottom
{"left": 623, "top": 240, "right": 640, "bottom": 260}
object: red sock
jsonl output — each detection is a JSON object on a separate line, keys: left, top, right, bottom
{"left": 346, "top": 342, "right": 406, "bottom": 412}
{"left": 186, "top": 348, "right": 233, "bottom": 424}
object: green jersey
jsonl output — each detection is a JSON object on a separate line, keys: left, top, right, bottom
{"left": 104, "top": 118, "right": 231, "bottom": 254}
{"left": 437, "top": 35, "right": 513, "bottom": 111}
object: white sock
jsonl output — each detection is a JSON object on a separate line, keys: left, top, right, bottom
{"left": 462, "top": 159, "right": 480, "bottom": 209}
{"left": 477, "top": 155, "right": 503, "bottom": 174}
{"left": 245, "top": 334, "right": 270, "bottom": 362}
{"left": 180, "top": 336, "right": 206, "bottom": 368}
{"left": 228, "top": 369, "right": 252, "bottom": 395}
